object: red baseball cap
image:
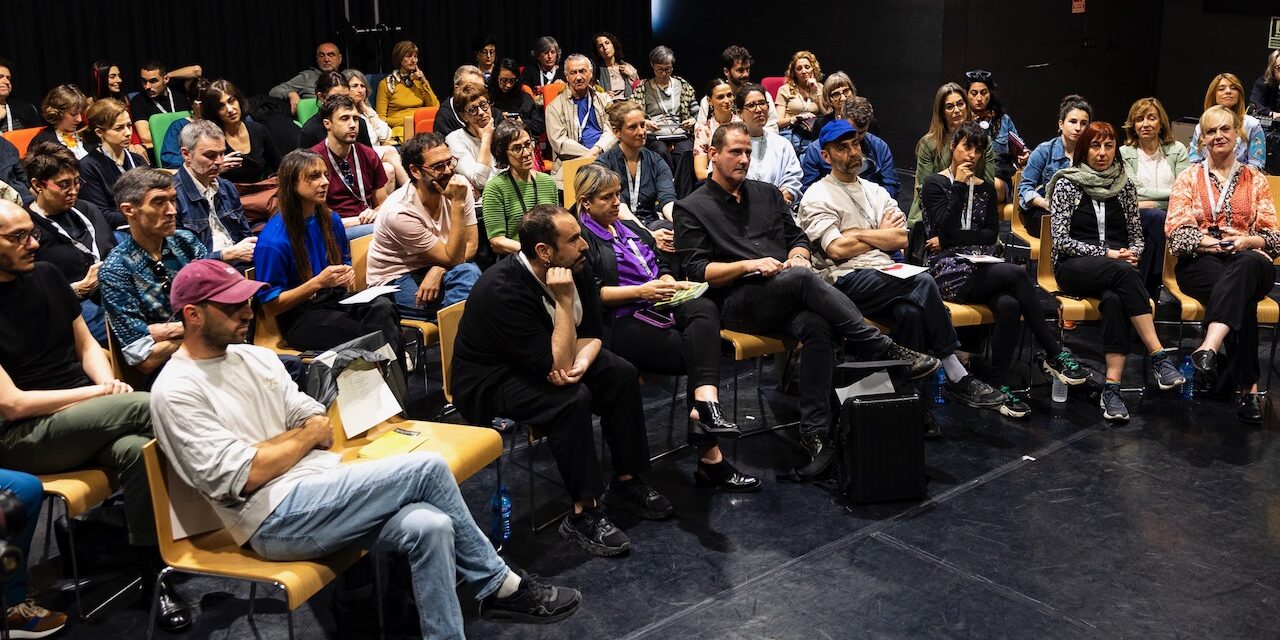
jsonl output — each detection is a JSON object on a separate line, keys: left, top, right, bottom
{"left": 170, "top": 259, "right": 266, "bottom": 310}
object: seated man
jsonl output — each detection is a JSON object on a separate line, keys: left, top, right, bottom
{"left": 798, "top": 120, "right": 1004, "bottom": 408}
{"left": 151, "top": 260, "right": 580, "bottom": 637}
{"left": 298, "top": 71, "right": 374, "bottom": 150}
{"left": 129, "top": 60, "right": 202, "bottom": 148}
{"left": 694, "top": 46, "right": 778, "bottom": 134}
{"left": 174, "top": 121, "right": 256, "bottom": 260}
{"left": 675, "top": 123, "right": 938, "bottom": 474}
{"left": 433, "top": 65, "right": 500, "bottom": 138}
{"left": 737, "top": 84, "right": 803, "bottom": 204}
{"left": 313, "top": 95, "right": 387, "bottom": 239}
{"left": 368, "top": 133, "right": 480, "bottom": 320}
{"left": 801, "top": 97, "right": 899, "bottom": 197}
{"left": 0, "top": 200, "right": 191, "bottom": 631}
{"left": 545, "top": 54, "right": 615, "bottom": 186}
{"left": 101, "top": 168, "right": 207, "bottom": 376}
{"left": 0, "top": 59, "right": 41, "bottom": 133}
{"left": 0, "top": 468, "right": 67, "bottom": 636}
{"left": 270, "top": 42, "right": 343, "bottom": 117}
{"left": 0, "top": 135, "right": 30, "bottom": 204}
{"left": 453, "top": 204, "right": 670, "bottom": 556}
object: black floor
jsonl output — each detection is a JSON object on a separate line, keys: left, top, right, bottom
{"left": 26, "top": 315, "right": 1280, "bottom": 639}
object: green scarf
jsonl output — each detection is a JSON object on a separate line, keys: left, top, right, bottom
{"left": 1045, "top": 161, "right": 1128, "bottom": 204}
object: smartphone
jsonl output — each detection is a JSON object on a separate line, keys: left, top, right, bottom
{"left": 503, "top": 112, "right": 520, "bottom": 119}
{"left": 1219, "top": 240, "right": 1235, "bottom": 249}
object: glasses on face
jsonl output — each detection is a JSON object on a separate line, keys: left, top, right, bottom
{"left": 652, "top": 65, "right": 673, "bottom": 74}
{"left": 465, "top": 100, "right": 491, "bottom": 116}
{"left": 964, "top": 69, "right": 992, "bottom": 83}
{"left": 46, "top": 177, "right": 81, "bottom": 192}
{"left": 743, "top": 100, "right": 770, "bottom": 111}
{"left": 943, "top": 101, "right": 966, "bottom": 112}
{"left": 424, "top": 157, "right": 457, "bottom": 173}
{"left": 0, "top": 227, "right": 40, "bottom": 245}
{"left": 508, "top": 140, "right": 536, "bottom": 154}
{"left": 497, "top": 76, "right": 518, "bottom": 86}
{"left": 829, "top": 87, "right": 853, "bottom": 100}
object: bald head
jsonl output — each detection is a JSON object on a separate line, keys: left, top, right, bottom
{"left": 0, "top": 200, "right": 38, "bottom": 280}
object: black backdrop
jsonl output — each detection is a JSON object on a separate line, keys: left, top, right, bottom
{"left": 1, "top": 0, "right": 650, "bottom": 105}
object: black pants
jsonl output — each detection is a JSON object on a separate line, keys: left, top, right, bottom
{"left": 960, "top": 262, "right": 1063, "bottom": 384}
{"left": 1137, "top": 208, "right": 1167, "bottom": 301}
{"left": 1175, "top": 250, "right": 1272, "bottom": 388}
{"left": 489, "top": 350, "right": 650, "bottom": 502}
{"left": 833, "top": 269, "right": 960, "bottom": 357}
{"left": 282, "top": 293, "right": 404, "bottom": 358}
{"left": 610, "top": 298, "right": 723, "bottom": 449}
{"left": 717, "top": 268, "right": 892, "bottom": 439}
{"left": 1054, "top": 256, "right": 1151, "bottom": 354}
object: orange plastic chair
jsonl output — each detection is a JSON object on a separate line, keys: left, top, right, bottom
{"left": 413, "top": 106, "right": 440, "bottom": 134}
{"left": 2, "top": 126, "right": 44, "bottom": 158}
{"left": 540, "top": 83, "right": 565, "bottom": 107}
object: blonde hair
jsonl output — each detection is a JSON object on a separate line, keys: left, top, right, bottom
{"left": 1122, "top": 97, "right": 1172, "bottom": 147}
{"left": 1197, "top": 105, "right": 1240, "bottom": 153}
{"left": 573, "top": 163, "right": 621, "bottom": 208}
{"left": 40, "top": 84, "right": 88, "bottom": 127}
{"left": 84, "top": 97, "right": 129, "bottom": 146}
{"left": 784, "top": 51, "right": 823, "bottom": 87}
{"left": 1265, "top": 50, "right": 1280, "bottom": 88}
{"left": 923, "top": 82, "right": 966, "bottom": 156}
{"left": 1202, "top": 73, "right": 1246, "bottom": 121}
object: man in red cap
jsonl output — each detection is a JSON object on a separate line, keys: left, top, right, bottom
{"left": 150, "top": 259, "right": 581, "bottom": 636}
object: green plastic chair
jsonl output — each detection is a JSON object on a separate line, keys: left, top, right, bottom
{"left": 148, "top": 110, "right": 192, "bottom": 167}
{"left": 296, "top": 98, "right": 319, "bottom": 126}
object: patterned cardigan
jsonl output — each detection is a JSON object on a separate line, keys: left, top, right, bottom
{"left": 1165, "top": 163, "right": 1279, "bottom": 258}
{"left": 1049, "top": 178, "right": 1143, "bottom": 270}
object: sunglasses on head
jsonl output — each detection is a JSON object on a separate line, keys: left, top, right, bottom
{"left": 964, "top": 70, "right": 992, "bottom": 83}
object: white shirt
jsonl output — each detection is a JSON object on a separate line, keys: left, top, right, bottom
{"left": 1134, "top": 146, "right": 1174, "bottom": 197}
{"left": 746, "top": 132, "right": 803, "bottom": 201}
{"left": 446, "top": 127, "right": 495, "bottom": 195}
{"left": 798, "top": 174, "right": 902, "bottom": 281}
{"left": 185, "top": 166, "right": 235, "bottom": 251}
{"left": 696, "top": 89, "right": 778, "bottom": 134}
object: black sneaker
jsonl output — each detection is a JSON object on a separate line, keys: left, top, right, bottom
{"left": 797, "top": 432, "right": 837, "bottom": 478}
{"left": 604, "top": 477, "right": 674, "bottom": 520}
{"left": 1043, "top": 350, "right": 1088, "bottom": 385}
{"left": 942, "top": 374, "right": 1005, "bottom": 407}
{"left": 1150, "top": 351, "right": 1185, "bottom": 391}
{"left": 997, "top": 386, "right": 1030, "bottom": 419}
{"left": 878, "top": 342, "right": 941, "bottom": 380}
{"left": 481, "top": 569, "right": 582, "bottom": 624}
{"left": 1100, "top": 383, "right": 1129, "bottom": 422}
{"left": 558, "top": 508, "right": 631, "bottom": 556}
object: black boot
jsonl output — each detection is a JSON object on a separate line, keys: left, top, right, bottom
{"left": 142, "top": 554, "right": 192, "bottom": 633}
{"left": 689, "top": 400, "right": 741, "bottom": 437}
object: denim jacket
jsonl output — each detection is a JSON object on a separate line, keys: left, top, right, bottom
{"left": 173, "top": 167, "right": 252, "bottom": 260}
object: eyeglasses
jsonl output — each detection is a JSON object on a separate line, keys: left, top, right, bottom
{"left": 829, "top": 87, "right": 853, "bottom": 99}
{"left": 497, "top": 76, "right": 518, "bottom": 86}
{"left": 465, "top": 100, "right": 491, "bottom": 116}
{"left": 45, "top": 177, "right": 81, "bottom": 192}
{"left": 425, "top": 157, "right": 457, "bottom": 172}
{"left": 964, "top": 69, "right": 992, "bottom": 82}
{"left": 0, "top": 228, "right": 40, "bottom": 245}
{"left": 943, "top": 101, "right": 966, "bottom": 112}
{"left": 508, "top": 140, "right": 536, "bottom": 154}
{"left": 742, "top": 100, "right": 770, "bottom": 111}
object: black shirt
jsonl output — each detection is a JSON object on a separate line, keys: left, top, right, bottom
{"left": 0, "top": 100, "right": 40, "bottom": 132}
{"left": 26, "top": 201, "right": 115, "bottom": 284}
{"left": 298, "top": 113, "right": 372, "bottom": 150}
{"left": 129, "top": 87, "right": 191, "bottom": 124}
{"left": 452, "top": 255, "right": 603, "bottom": 422}
{"left": 79, "top": 146, "right": 149, "bottom": 225}
{"left": 919, "top": 173, "right": 999, "bottom": 249}
{"left": 220, "top": 121, "right": 281, "bottom": 184}
{"left": 674, "top": 178, "right": 810, "bottom": 284}
{"left": 1068, "top": 193, "right": 1130, "bottom": 251}
{"left": 490, "top": 90, "right": 545, "bottom": 138}
{"left": 0, "top": 262, "right": 92, "bottom": 392}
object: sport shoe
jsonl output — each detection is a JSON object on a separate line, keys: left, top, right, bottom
{"left": 481, "top": 569, "right": 582, "bottom": 624}
{"left": 1100, "top": 383, "right": 1129, "bottom": 422}
{"left": 797, "top": 432, "right": 837, "bottom": 478}
{"left": 1043, "top": 351, "right": 1088, "bottom": 386}
{"left": 942, "top": 374, "right": 1005, "bottom": 407}
{"left": 997, "top": 386, "right": 1030, "bottom": 418}
{"left": 558, "top": 508, "right": 631, "bottom": 556}
{"left": 878, "top": 342, "right": 941, "bottom": 380}
{"left": 6, "top": 600, "right": 67, "bottom": 639}
{"left": 1150, "top": 351, "right": 1186, "bottom": 390}
{"left": 603, "top": 477, "right": 673, "bottom": 520}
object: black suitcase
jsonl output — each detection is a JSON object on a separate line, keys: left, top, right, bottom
{"left": 836, "top": 391, "right": 926, "bottom": 504}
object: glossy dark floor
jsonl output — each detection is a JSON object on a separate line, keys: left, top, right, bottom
{"left": 31, "top": 316, "right": 1280, "bottom": 639}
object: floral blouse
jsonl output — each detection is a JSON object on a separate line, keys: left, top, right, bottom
{"left": 1049, "top": 178, "right": 1143, "bottom": 270}
{"left": 1165, "top": 162, "right": 1279, "bottom": 258}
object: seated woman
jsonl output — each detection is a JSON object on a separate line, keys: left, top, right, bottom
{"left": 446, "top": 83, "right": 498, "bottom": 197}
{"left": 596, "top": 101, "right": 676, "bottom": 243}
{"left": 473, "top": 34, "right": 497, "bottom": 82}
{"left": 1018, "top": 94, "right": 1092, "bottom": 238}
{"left": 634, "top": 46, "right": 697, "bottom": 165}
{"left": 809, "top": 71, "right": 856, "bottom": 141}
{"left": 920, "top": 123, "right": 1087, "bottom": 418}
{"left": 21, "top": 142, "right": 115, "bottom": 344}
{"left": 1167, "top": 105, "right": 1280, "bottom": 424}
{"left": 575, "top": 163, "right": 759, "bottom": 492}
{"left": 489, "top": 58, "right": 545, "bottom": 141}
{"left": 692, "top": 79, "right": 740, "bottom": 182}
{"left": 962, "top": 69, "right": 1027, "bottom": 185}
{"left": 1250, "top": 49, "right": 1280, "bottom": 175}
{"left": 739, "top": 84, "right": 802, "bottom": 204}
{"left": 87, "top": 60, "right": 146, "bottom": 158}
{"left": 78, "top": 98, "right": 150, "bottom": 226}
{"left": 1188, "top": 73, "right": 1266, "bottom": 170}
{"left": 200, "top": 80, "right": 280, "bottom": 186}
{"left": 910, "top": 82, "right": 999, "bottom": 226}
{"left": 1049, "top": 122, "right": 1184, "bottom": 423}
{"left": 592, "top": 31, "right": 638, "bottom": 99}
{"left": 1119, "top": 97, "right": 1190, "bottom": 300}
{"left": 518, "top": 36, "right": 566, "bottom": 103}
{"left": 344, "top": 69, "right": 408, "bottom": 192}
{"left": 481, "top": 121, "right": 558, "bottom": 256}
{"left": 31, "top": 85, "right": 89, "bottom": 160}
{"left": 252, "top": 149, "right": 402, "bottom": 358}
{"left": 774, "top": 50, "right": 826, "bottom": 156}
{"left": 376, "top": 40, "right": 439, "bottom": 142}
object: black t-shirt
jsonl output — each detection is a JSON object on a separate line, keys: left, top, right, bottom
{"left": 129, "top": 87, "right": 191, "bottom": 124}
{"left": 0, "top": 262, "right": 92, "bottom": 391}
{"left": 298, "top": 114, "right": 373, "bottom": 150}
{"left": 220, "top": 121, "right": 282, "bottom": 184}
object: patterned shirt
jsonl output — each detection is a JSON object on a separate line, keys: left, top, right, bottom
{"left": 1165, "top": 163, "right": 1279, "bottom": 258}
{"left": 100, "top": 230, "right": 208, "bottom": 365}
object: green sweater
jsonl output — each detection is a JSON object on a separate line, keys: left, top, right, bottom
{"left": 481, "top": 170, "right": 560, "bottom": 240}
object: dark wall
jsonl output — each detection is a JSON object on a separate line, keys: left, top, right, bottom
{"left": 1157, "top": 0, "right": 1277, "bottom": 122}
{"left": 0, "top": 0, "right": 649, "bottom": 105}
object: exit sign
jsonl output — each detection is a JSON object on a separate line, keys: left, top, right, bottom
{"left": 1270, "top": 16, "right": 1280, "bottom": 49}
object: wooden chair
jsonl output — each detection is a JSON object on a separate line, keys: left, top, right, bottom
{"left": 244, "top": 268, "right": 303, "bottom": 357}
{"left": 559, "top": 155, "right": 596, "bottom": 207}
{"left": 1, "top": 126, "right": 43, "bottom": 158}
{"left": 106, "top": 324, "right": 152, "bottom": 391}
{"left": 437, "top": 301, "right": 465, "bottom": 406}
{"left": 719, "top": 330, "right": 798, "bottom": 430}
{"left": 38, "top": 469, "right": 134, "bottom": 620}
{"left": 349, "top": 235, "right": 440, "bottom": 372}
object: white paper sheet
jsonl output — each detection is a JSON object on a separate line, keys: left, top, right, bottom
{"left": 340, "top": 285, "right": 400, "bottom": 305}
{"left": 835, "top": 370, "right": 896, "bottom": 404}
{"left": 167, "top": 465, "right": 222, "bottom": 541}
{"left": 876, "top": 263, "right": 929, "bottom": 279}
{"left": 958, "top": 254, "right": 1005, "bottom": 264}
{"left": 336, "top": 364, "right": 402, "bottom": 438}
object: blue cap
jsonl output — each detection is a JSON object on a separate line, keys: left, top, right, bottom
{"left": 817, "top": 119, "right": 857, "bottom": 148}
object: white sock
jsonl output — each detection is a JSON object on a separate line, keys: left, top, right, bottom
{"left": 495, "top": 568, "right": 522, "bottom": 598}
{"left": 941, "top": 354, "right": 968, "bottom": 383}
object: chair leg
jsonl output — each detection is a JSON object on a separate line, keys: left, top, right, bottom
{"left": 61, "top": 498, "right": 85, "bottom": 621}
{"left": 40, "top": 497, "right": 53, "bottom": 563}
{"left": 145, "top": 566, "right": 175, "bottom": 640}
{"left": 732, "top": 359, "right": 740, "bottom": 424}
{"left": 668, "top": 376, "right": 681, "bottom": 450}
{"left": 373, "top": 555, "right": 386, "bottom": 640}
{"left": 248, "top": 582, "right": 257, "bottom": 619}
{"left": 288, "top": 607, "right": 295, "bottom": 640}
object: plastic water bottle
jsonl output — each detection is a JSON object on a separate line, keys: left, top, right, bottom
{"left": 1180, "top": 356, "right": 1196, "bottom": 400}
{"left": 933, "top": 369, "right": 947, "bottom": 404}
{"left": 490, "top": 484, "right": 511, "bottom": 544}
{"left": 1051, "top": 377, "right": 1068, "bottom": 403}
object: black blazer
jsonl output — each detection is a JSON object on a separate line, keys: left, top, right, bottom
{"left": 580, "top": 215, "right": 676, "bottom": 346}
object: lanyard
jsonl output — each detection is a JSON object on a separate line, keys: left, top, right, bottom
{"left": 1201, "top": 162, "right": 1239, "bottom": 228}
{"left": 1092, "top": 199, "right": 1107, "bottom": 246}
{"left": 327, "top": 145, "right": 367, "bottom": 206}
{"left": 32, "top": 204, "right": 100, "bottom": 261}
{"left": 507, "top": 171, "right": 538, "bottom": 213}
{"left": 102, "top": 147, "right": 137, "bottom": 175}
{"left": 621, "top": 234, "right": 654, "bottom": 279}
{"left": 627, "top": 160, "right": 642, "bottom": 215}
{"left": 151, "top": 88, "right": 175, "bottom": 114}
{"left": 575, "top": 97, "right": 593, "bottom": 142}
{"left": 942, "top": 169, "right": 974, "bottom": 230}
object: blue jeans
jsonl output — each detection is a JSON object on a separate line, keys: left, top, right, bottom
{"left": 0, "top": 470, "right": 44, "bottom": 605}
{"left": 345, "top": 223, "right": 375, "bottom": 240}
{"left": 248, "top": 453, "right": 507, "bottom": 640}
{"left": 391, "top": 263, "right": 481, "bottom": 320}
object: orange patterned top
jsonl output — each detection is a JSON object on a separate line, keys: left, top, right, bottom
{"left": 1165, "top": 163, "right": 1278, "bottom": 258}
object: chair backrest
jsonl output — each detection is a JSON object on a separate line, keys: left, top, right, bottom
{"left": 296, "top": 98, "right": 319, "bottom": 125}
{"left": 760, "top": 76, "right": 786, "bottom": 102}
{"left": 521, "top": 84, "right": 535, "bottom": 99}
{"left": 2, "top": 126, "right": 43, "bottom": 158}
{"left": 560, "top": 155, "right": 596, "bottom": 207}
{"left": 437, "top": 301, "right": 465, "bottom": 403}
{"left": 1035, "top": 216, "right": 1058, "bottom": 292}
{"left": 141, "top": 440, "right": 180, "bottom": 562}
{"left": 1268, "top": 175, "right": 1280, "bottom": 215}
{"left": 540, "top": 83, "right": 565, "bottom": 108}
{"left": 106, "top": 323, "right": 152, "bottom": 391}
{"left": 414, "top": 106, "right": 440, "bottom": 134}
{"left": 350, "top": 234, "right": 373, "bottom": 291}
{"left": 149, "top": 110, "right": 193, "bottom": 166}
